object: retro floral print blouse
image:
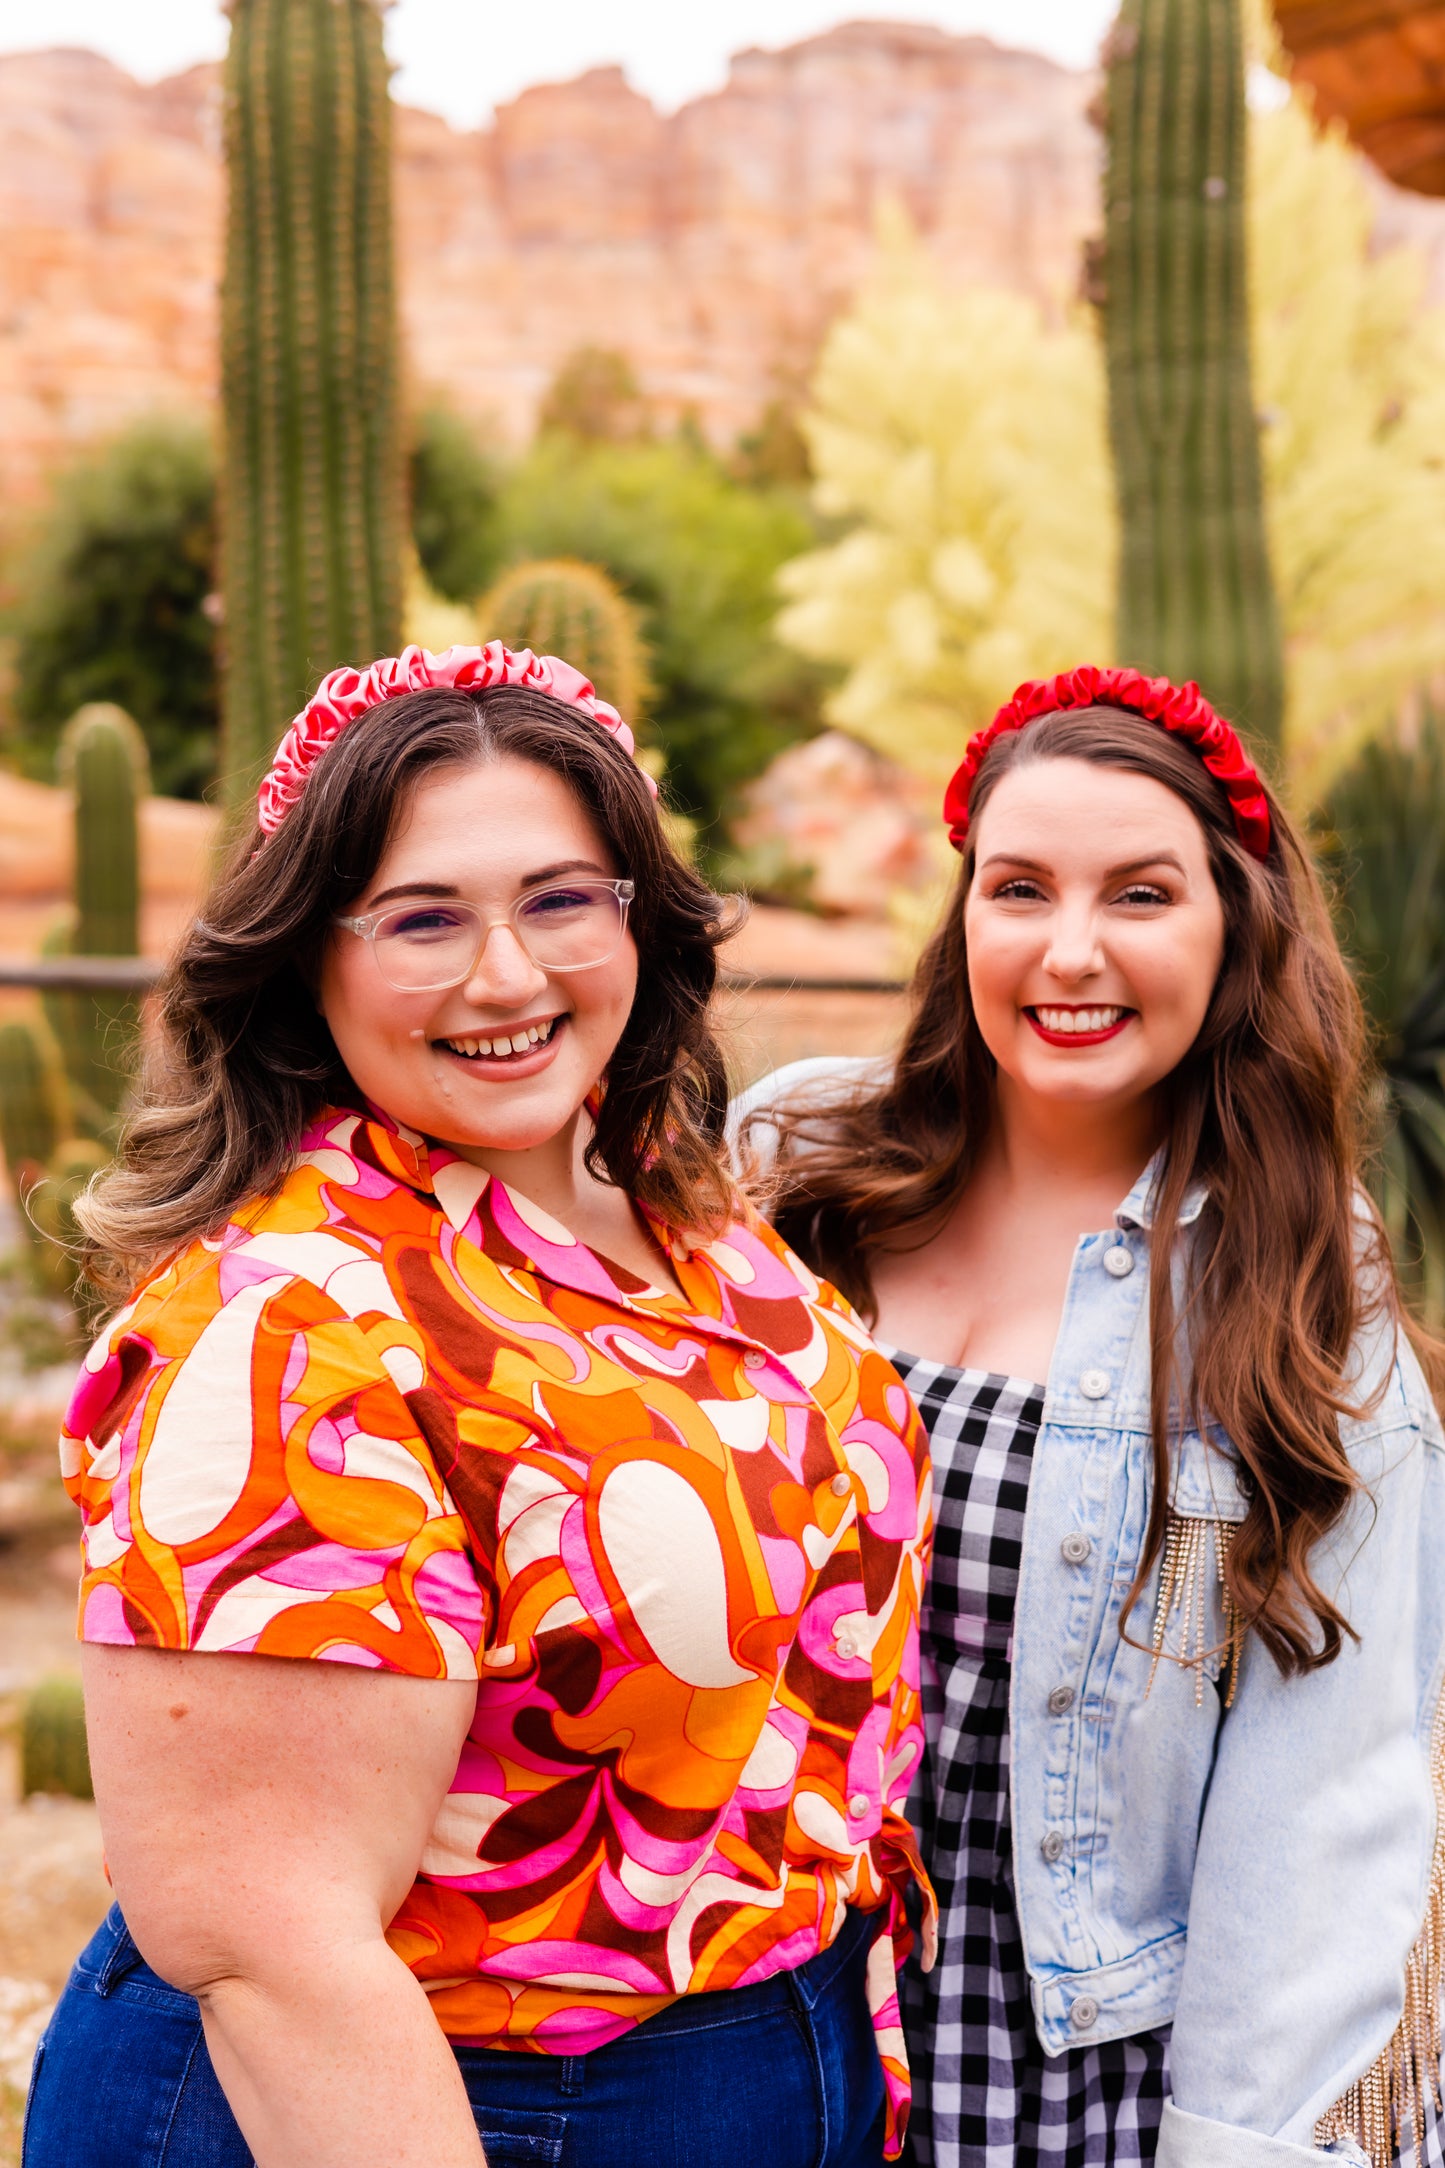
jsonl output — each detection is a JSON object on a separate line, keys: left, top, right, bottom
{"left": 61, "top": 1107, "right": 932, "bottom": 2150}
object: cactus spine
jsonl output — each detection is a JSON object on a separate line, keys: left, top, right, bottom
{"left": 1101, "top": 0, "right": 1284, "bottom": 752}
{"left": 220, "top": 0, "right": 402, "bottom": 798}
{"left": 478, "top": 559, "right": 651, "bottom": 728}
{"left": 44, "top": 705, "right": 148, "bottom": 1124}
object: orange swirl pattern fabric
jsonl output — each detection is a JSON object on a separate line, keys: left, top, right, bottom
{"left": 60, "top": 1108, "right": 933, "bottom": 2152}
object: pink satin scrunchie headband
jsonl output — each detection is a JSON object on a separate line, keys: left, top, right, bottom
{"left": 941, "top": 665, "right": 1272, "bottom": 863}
{"left": 256, "top": 641, "right": 656, "bottom": 836}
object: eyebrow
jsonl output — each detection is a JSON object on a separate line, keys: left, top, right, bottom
{"left": 366, "top": 859, "right": 610, "bottom": 907}
{"left": 980, "top": 850, "right": 1188, "bottom": 879}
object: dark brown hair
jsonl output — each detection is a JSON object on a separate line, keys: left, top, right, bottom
{"left": 755, "top": 704, "right": 1414, "bottom": 1678}
{"left": 78, "top": 685, "right": 736, "bottom": 1297}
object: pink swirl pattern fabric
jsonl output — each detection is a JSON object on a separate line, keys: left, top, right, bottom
{"left": 941, "top": 665, "right": 1272, "bottom": 862}
{"left": 256, "top": 643, "right": 655, "bottom": 835}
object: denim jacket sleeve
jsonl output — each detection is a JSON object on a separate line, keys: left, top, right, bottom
{"left": 1159, "top": 1320, "right": 1445, "bottom": 2168}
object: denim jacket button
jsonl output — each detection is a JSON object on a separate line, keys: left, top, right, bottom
{"left": 1048, "top": 1686, "right": 1076, "bottom": 1715}
{"left": 1079, "top": 1369, "right": 1110, "bottom": 1399}
{"left": 1061, "top": 1531, "right": 1091, "bottom": 1564}
{"left": 1040, "top": 1830, "right": 1067, "bottom": 1862}
{"left": 1069, "top": 1995, "right": 1100, "bottom": 2031}
{"left": 1103, "top": 1245, "right": 1135, "bottom": 1278}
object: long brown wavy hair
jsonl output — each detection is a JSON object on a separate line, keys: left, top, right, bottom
{"left": 755, "top": 704, "right": 1420, "bottom": 1678}
{"left": 78, "top": 684, "right": 736, "bottom": 1300}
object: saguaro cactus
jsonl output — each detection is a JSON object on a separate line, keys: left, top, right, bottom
{"left": 43, "top": 705, "right": 148, "bottom": 1125}
{"left": 220, "top": 0, "right": 402, "bottom": 797}
{"left": 1100, "top": 0, "right": 1284, "bottom": 753}
{"left": 479, "top": 559, "right": 651, "bottom": 726}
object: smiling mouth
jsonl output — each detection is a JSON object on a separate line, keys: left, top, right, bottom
{"left": 1025, "top": 1005, "right": 1135, "bottom": 1046}
{"left": 436, "top": 1016, "right": 563, "bottom": 1062}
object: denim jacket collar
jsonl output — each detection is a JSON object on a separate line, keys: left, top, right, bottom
{"left": 1114, "top": 1152, "right": 1209, "bottom": 1234}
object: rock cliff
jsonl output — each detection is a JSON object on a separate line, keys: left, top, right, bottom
{"left": 0, "top": 22, "right": 1103, "bottom": 515}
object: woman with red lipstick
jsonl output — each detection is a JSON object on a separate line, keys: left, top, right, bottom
{"left": 24, "top": 646, "right": 932, "bottom": 2168}
{"left": 737, "top": 670, "right": 1445, "bottom": 2168}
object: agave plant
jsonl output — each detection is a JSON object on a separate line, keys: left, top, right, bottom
{"left": 1315, "top": 708, "right": 1445, "bottom": 1320}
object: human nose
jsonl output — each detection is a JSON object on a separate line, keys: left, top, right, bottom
{"left": 1041, "top": 898, "right": 1106, "bottom": 984}
{"left": 458, "top": 917, "right": 549, "bottom": 1005}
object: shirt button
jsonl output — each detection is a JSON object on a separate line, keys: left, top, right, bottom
{"left": 743, "top": 1349, "right": 767, "bottom": 1371}
{"left": 1040, "top": 1830, "right": 1066, "bottom": 1862}
{"left": 1070, "top": 1995, "right": 1100, "bottom": 2031}
{"left": 849, "top": 1793, "right": 870, "bottom": 1817}
{"left": 1060, "top": 1532, "right": 1091, "bottom": 1565}
{"left": 836, "top": 1635, "right": 859, "bottom": 1662}
{"left": 1103, "top": 1245, "right": 1134, "bottom": 1278}
{"left": 1048, "top": 1686, "right": 1076, "bottom": 1715}
{"left": 830, "top": 1472, "right": 852, "bottom": 1498}
{"left": 1079, "top": 1369, "right": 1110, "bottom": 1399}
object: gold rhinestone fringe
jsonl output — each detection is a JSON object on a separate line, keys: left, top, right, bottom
{"left": 1147, "top": 1513, "right": 1243, "bottom": 1709}
{"left": 1315, "top": 1686, "right": 1445, "bottom": 2166}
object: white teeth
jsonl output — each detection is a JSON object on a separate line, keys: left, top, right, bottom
{"left": 442, "top": 1019, "right": 555, "bottom": 1059}
{"left": 1035, "top": 1006, "right": 1125, "bottom": 1035}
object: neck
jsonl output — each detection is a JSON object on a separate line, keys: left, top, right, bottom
{"left": 446, "top": 1112, "right": 592, "bottom": 1223}
{"left": 987, "top": 1078, "right": 1159, "bottom": 1205}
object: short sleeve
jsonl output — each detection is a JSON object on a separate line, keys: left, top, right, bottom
{"left": 60, "top": 1257, "right": 487, "bottom": 1680}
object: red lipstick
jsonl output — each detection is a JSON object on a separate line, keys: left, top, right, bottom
{"left": 1025, "top": 1007, "right": 1135, "bottom": 1048}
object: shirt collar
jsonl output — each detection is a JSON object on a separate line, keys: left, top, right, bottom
{"left": 344, "top": 1103, "right": 716, "bottom": 1313}
{"left": 1114, "top": 1151, "right": 1209, "bottom": 1233}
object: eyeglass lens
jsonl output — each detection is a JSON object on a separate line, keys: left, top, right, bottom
{"left": 370, "top": 883, "right": 629, "bottom": 989}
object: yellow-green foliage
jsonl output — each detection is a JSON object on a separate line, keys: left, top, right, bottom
{"left": 1249, "top": 88, "right": 1445, "bottom": 797}
{"left": 775, "top": 219, "right": 1114, "bottom": 783}
{"left": 782, "top": 104, "right": 1445, "bottom": 797}
{"left": 479, "top": 558, "right": 651, "bottom": 728}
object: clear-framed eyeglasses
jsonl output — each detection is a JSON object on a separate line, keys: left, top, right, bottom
{"left": 334, "top": 879, "right": 636, "bottom": 992}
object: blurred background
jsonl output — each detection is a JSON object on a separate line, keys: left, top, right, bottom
{"left": 3, "top": 1, "right": 1445, "bottom": 2142}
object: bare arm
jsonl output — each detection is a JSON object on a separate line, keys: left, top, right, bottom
{"left": 83, "top": 1643, "right": 483, "bottom": 2168}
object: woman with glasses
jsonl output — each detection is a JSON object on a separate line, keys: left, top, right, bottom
{"left": 24, "top": 645, "right": 932, "bottom": 2168}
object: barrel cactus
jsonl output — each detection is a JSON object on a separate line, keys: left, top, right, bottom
{"left": 220, "top": 0, "right": 403, "bottom": 798}
{"left": 479, "top": 559, "right": 651, "bottom": 728}
{"left": 1099, "top": 0, "right": 1284, "bottom": 754}
{"left": 20, "top": 1674, "right": 93, "bottom": 1801}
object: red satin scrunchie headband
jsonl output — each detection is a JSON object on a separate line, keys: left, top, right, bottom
{"left": 256, "top": 641, "right": 655, "bottom": 837}
{"left": 941, "top": 665, "right": 1272, "bottom": 863}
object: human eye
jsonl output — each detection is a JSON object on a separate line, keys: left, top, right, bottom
{"left": 990, "top": 877, "right": 1047, "bottom": 903}
{"left": 1113, "top": 882, "right": 1171, "bottom": 909}
{"left": 519, "top": 883, "right": 599, "bottom": 921}
{"left": 383, "top": 903, "right": 472, "bottom": 941}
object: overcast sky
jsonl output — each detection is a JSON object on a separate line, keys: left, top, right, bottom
{"left": 0, "top": 1, "right": 1115, "bottom": 125}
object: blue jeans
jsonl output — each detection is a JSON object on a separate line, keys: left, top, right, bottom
{"left": 24, "top": 1902, "right": 887, "bottom": 2167}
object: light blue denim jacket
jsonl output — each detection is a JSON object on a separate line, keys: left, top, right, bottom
{"left": 734, "top": 1057, "right": 1445, "bottom": 2168}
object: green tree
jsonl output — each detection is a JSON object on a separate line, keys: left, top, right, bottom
{"left": 498, "top": 435, "right": 823, "bottom": 838}
{"left": 10, "top": 419, "right": 219, "bottom": 798}
{"left": 409, "top": 401, "right": 503, "bottom": 603}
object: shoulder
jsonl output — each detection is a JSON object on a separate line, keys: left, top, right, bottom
{"left": 728, "top": 1054, "right": 892, "bottom": 1170}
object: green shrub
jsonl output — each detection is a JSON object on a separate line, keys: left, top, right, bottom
{"left": 11, "top": 418, "right": 219, "bottom": 799}
{"left": 409, "top": 401, "right": 504, "bottom": 605}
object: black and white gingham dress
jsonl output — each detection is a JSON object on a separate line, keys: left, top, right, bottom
{"left": 888, "top": 1352, "right": 1170, "bottom": 2168}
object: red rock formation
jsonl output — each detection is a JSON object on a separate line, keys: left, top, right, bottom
{"left": 0, "top": 23, "right": 1102, "bottom": 525}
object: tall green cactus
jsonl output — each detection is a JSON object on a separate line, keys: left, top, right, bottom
{"left": 1100, "top": 0, "right": 1284, "bottom": 753}
{"left": 479, "top": 559, "right": 651, "bottom": 728}
{"left": 0, "top": 1021, "right": 64, "bottom": 1189}
{"left": 43, "top": 705, "right": 148, "bottom": 1125}
{"left": 220, "top": 0, "right": 402, "bottom": 798}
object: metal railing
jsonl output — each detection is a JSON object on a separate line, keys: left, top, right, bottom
{"left": 0, "top": 956, "right": 906, "bottom": 996}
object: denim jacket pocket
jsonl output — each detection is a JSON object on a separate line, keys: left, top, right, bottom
{"left": 1152, "top": 1436, "right": 1250, "bottom": 1695}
